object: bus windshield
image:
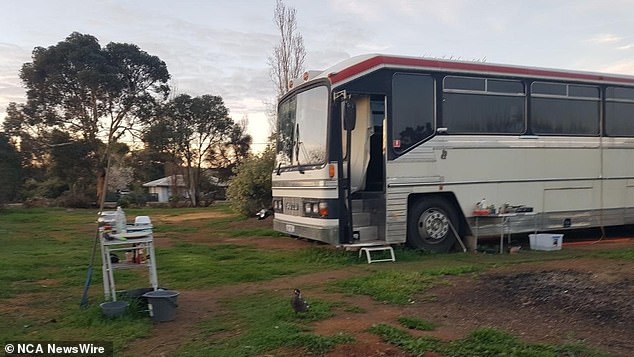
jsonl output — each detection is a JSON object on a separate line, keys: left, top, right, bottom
{"left": 276, "top": 85, "right": 329, "bottom": 169}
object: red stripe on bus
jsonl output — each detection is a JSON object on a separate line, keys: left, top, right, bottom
{"left": 328, "top": 55, "right": 634, "bottom": 85}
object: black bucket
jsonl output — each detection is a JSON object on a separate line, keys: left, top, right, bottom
{"left": 142, "top": 290, "right": 179, "bottom": 322}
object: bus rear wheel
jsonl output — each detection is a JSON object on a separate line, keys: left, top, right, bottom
{"left": 407, "top": 197, "right": 458, "bottom": 253}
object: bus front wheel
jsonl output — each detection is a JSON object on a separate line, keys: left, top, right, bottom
{"left": 407, "top": 197, "right": 458, "bottom": 253}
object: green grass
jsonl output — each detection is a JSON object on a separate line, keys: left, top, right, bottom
{"left": 0, "top": 205, "right": 358, "bottom": 353}
{"left": 205, "top": 215, "right": 248, "bottom": 229}
{"left": 369, "top": 324, "right": 608, "bottom": 357}
{"left": 398, "top": 316, "right": 438, "bottom": 331}
{"left": 227, "top": 228, "right": 284, "bottom": 237}
{"left": 0, "top": 206, "right": 420, "bottom": 350}
{"left": 177, "top": 292, "right": 354, "bottom": 356}
{"left": 0, "top": 206, "right": 627, "bottom": 355}
{"left": 152, "top": 225, "right": 199, "bottom": 233}
{"left": 158, "top": 243, "right": 357, "bottom": 289}
{"left": 595, "top": 247, "right": 634, "bottom": 260}
{"left": 335, "top": 265, "right": 481, "bottom": 304}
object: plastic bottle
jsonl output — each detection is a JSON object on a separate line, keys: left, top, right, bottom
{"left": 478, "top": 198, "right": 486, "bottom": 211}
{"left": 115, "top": 206, "right": 127, "bottom": 234}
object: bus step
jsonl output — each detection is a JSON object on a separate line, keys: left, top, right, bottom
{"left": 340, "top": 240, "right": 390, "bottom": 250}
{"left": 358, "top": 246, "right": 396, "bottom": 264}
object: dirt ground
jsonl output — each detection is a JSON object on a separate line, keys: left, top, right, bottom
{"left": 125, "top": 220, "right": 634, "bottom": 356}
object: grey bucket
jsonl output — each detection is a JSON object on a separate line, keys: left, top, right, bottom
{"left": 142, "top": 290, "right": 179, "bottom": 322}
{"left": 100, "top": 301, "right": 129, "bottom": 318}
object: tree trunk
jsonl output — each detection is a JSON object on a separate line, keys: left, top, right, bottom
{"left": 96, "top": 167, "right": 106, "bottom": 206}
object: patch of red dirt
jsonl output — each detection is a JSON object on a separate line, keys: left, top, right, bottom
{"left": 413, "top": 258, "right": 634, "bottom": 356}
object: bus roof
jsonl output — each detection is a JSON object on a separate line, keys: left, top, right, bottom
{"left": 320, "top": 54, "right": 634, "bottom": 87}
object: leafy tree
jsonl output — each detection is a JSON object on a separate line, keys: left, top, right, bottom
{"left": 207, "top": 116, "right": 252, "bottom": 182}
{"left": 128, "top": 147, "right": 169, "bottom": 184}
{"left": 4, "top": 102, "right": 48, "bottom": 175}
{"left": 145, "top": 94, "right": 251, "bottom": 206}
{"left": 227, "top": 146, "right": 275, "bottom": 216}
{"left": 0, "top": 133, "right": 22, "bottom": 204}
{"left": 5, "top": 32, "right": 170, "bottom": 204}
{"left": 46, "top": 129, "right": 99, "bottom": 194}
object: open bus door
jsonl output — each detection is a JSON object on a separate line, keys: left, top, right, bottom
{"left": 345, "top": 96, "right": 385, "bottom": 193}
{"left": 338, "top": 94, "right": 386, "bottom": 244}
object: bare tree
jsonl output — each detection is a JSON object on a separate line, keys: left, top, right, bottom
{"left": 269, "top": 0, "right": 306, "bottom": 99}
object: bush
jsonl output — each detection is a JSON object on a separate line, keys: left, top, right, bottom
{"left": 23, "top": 197, "right": 54, "bottom": 208}
{"left": 227, "top": 146, "right": 275, "bottom": 216}
{"left": 55, "top": 191, "right": 92, "bottom": 208}
{"left": 21, "top": 178, "right": 68, "bottom": 200}
{"left": 117, "top": 187, "right": 148, "bottom": 208}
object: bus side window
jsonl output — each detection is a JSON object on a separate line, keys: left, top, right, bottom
{"left": 606, "top": 86, "right": 634, "bottom": 137}
{"left": 392, "top": 73, "right": 435, "bottom": 153}
{"left": 531, "top": 82, "right": 599, "bottom": 136}
{"left": 442, "top": 76, "right": 525, "bottom": 135}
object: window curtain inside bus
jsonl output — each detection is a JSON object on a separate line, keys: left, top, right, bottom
{"left": 345, "top": 96, "right": 371, "bottom": 193}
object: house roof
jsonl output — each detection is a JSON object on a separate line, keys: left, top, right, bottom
{"left": 143, "top": 174, "right": 227, "bottom": 188}
{"left": 142, "top": 175, "right": 186, "bottom": 188}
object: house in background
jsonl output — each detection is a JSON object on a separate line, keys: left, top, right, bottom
{"left": 142, "top": 175, "right": 188, "bottom": 203}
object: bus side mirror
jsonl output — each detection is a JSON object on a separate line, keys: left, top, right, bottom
{"left": 343, "top": 100, "right": 356, "bottom": 131}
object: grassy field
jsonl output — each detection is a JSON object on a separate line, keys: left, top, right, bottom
{"left": 1, "top": 205, "right": 631, "bottom": 356}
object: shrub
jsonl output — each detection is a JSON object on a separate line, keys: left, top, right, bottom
{"left": 117, "top": 186, "right": 148, "bottom": 208}
{"left": 226, "top": 146, "right": 275, "bottom": 216}
{"left": 55, "top": 191, "right": 92, "bottom": 208}
{"left": 22, "top": 197, "right": 54, "bottom": 208}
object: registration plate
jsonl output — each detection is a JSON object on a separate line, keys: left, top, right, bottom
{"left": 285, "top": 224, "right": 295, "bottom": 233}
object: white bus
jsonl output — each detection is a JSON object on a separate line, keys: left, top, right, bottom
{"left": 272, "top": 54, "right": 634, "bottom": 252}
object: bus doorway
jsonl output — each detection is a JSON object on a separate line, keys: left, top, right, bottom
{"left": 365, "top": 96, "right": 385, "bottom": 192}
{"left": 345, "top": 95, "right": 386, "bottom": 243}
{"left": 347, "top": 95, "right": 385, "bottom": 194}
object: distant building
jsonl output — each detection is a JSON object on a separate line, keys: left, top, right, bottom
{"left": 142, "top": 175, "right": 188, "bottom": 203}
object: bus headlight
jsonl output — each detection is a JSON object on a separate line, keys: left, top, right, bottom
{"left": 302, "top": 200, "right": 330, "bottom": 218}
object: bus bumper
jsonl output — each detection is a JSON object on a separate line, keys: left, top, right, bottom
{"left": 273, "top": 217, "right": 339, "bottom": 245}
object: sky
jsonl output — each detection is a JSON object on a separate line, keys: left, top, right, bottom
{"left": 2, "top": 0, "right": 634, "bottom": 151}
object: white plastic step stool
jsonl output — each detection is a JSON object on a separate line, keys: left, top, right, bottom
{"left": 358, "top": 246, "right": 396, "bottom": 264}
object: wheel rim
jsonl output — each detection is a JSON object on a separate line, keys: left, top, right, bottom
{"left": 417, "top": 208, "right": 450, "bottom": 243}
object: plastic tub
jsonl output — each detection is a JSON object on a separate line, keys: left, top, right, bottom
{"left": 100, "top": 301, "right": 129, "bottom": 318}
{"left": 529, "top": 234, "right": 564, "bottom": 251}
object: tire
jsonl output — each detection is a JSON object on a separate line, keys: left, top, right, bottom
{"left": 407, "top": 196, "right": 459, "bottom": 253}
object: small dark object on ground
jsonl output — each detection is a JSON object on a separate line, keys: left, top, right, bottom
{"left": 291, "top": 288, "right": 310, "bottom": 314}
{"left": 256, "top": 208, "right": 273, "bottom": 220}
